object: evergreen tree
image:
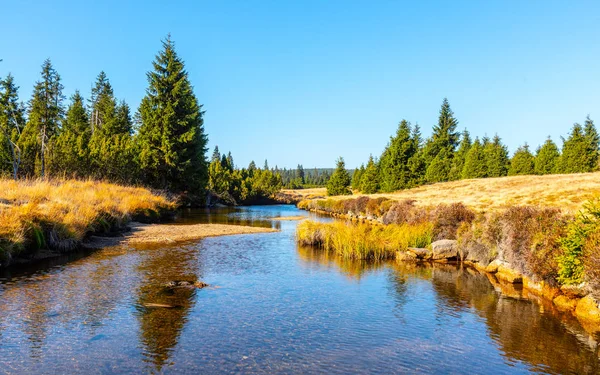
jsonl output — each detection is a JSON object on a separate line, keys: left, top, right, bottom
{"left": 558, "top": 123, "right": 595, "bottom": 174}
{"left": 0, "top": 74, "right": 25, "bottom": 179}
{"left": 211, "top": 146, "right": 221, "bottom": 163}
{"left": 534, "top": 137, "right": 560, "bottom": 175}
{"left": 360, "top": 155, "right": 379, "bottom": 194}
{"left": 296, "top": 164, "right": 305, "bottom": 184}
{"left": 508, "top": 144, "right": 535, "bottom": 176}
{"left": 424, "top": 98, "right": 459, "bottom": 182}
{"left": 263, "top": 159, "right": 269, "bottom": 170}
{"left": 327, "top": 157, "right": 351, "bottom": 196}
{"left": 48, "top": 92, "right": 91, "bottom": 176}
{"left": 137, "top": 36, "right": 209, "bottom": 192}
{"left": 484, "top": 134, "right": 509, "bottom": 177}
{"left": 462, "top": 138, "right": 487, "bottom": 179}
{"left": 449, "top": 129, "right": 471, "bottom": 180}
{"left": 351, "top": 163, "right": 364, "bottom": 190}
{"left": 89, "top": 71, "right": 115, "bottom": 135}
{"left": 584, "top": 115, "right": 599, "bottom": 171}
{"left": 379, "top": 120, "right": 416, "bottom": 192}
{"left": 226, "top": 152, "right": 234, "bottom": 171}
{"left": 18, "top": 59, "right": 65, "bottom": 177}
{"left": 407, "top": 124, "right": 426, "bottom": 187}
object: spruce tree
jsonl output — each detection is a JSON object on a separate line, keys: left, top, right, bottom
{"left": 351, "top": 163, "right": 365, "bottom": 190}
{"left": 379, "top": 120, "right": 416, "bottom": 192}
{"left": 137, "top": 36, "right": 209, "bottom": 192}
{"left": 584, "top": 116, "right": 599, "bottom": 171}
{"left": 360, "top": 155, "right": 379, "bottom": 194}
{"left": 18, "top": 59, "right": 65, "bottom": 178}
{"left": 0, "top": 74, "right": 25, "bottom": 179}
{"left": 558, "top": 123, "right": 594, "bottom": 174}
{"left": 327, "top": 157, "right": 351, "bottom": 196}
{"left": 508, "top": 144, "right": 535, "bottom": 176}
{"left": 407, "top": 123, "right": 426, "bottom": 187}
{"left": 449, "top": 129, "right": 471, "bottom": 180}
{"left": 534, "top": 137, "right": 560, "bottom": 175}
{"left": 461, "top": 138, "right": 487, "bottom": 179}
{"left": 49, "top": 92, "right": 91, "bottom": 177}
{"left": 484, "top": 134, "right": 509, "bottom": 177}
{"left": 424, "top": 98, "right": 459, "bottom": 182}
{"left": 211, "top": 146, "right": 221, "bottom": 163}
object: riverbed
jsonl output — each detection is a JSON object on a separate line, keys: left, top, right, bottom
{"left": 0, "top": 205, "right": 598, "bottom": 374}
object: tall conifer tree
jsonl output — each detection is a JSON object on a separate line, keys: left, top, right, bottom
{"left": 508, "top": 144, "right": 535, "bottom": 176}
{"left": 449, "top": 129, "right": 471, "bottom": 180}
{"left": 424, "top": 98, "right": 459, "bottom": 182}
{"left": 461, "top": 138, "right": 487, "bottom": 179}
{"left": 0, "top": 74, "right": 25, "bottom": 179}
{"left": 534, "top": 137, "right": 560, "bottom": 175}
{"left": 327, "top": 157, "right": 351, "bottom": 196}
{"left": 484, "top": 134, "right": 509, "bottom": 177}
{"left": 137, "top": 36, "right": 209, "bottom": 192}
{"left": 379, "top": 120, "right": 416, "bottom": 192}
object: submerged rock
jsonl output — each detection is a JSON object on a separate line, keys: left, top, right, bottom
{"left": 430, "top": 240, "right": 458, "bottom": 260}
{"left": 164, "top": 280, "right": 210, "bottom": 290}
{"left": 576, "top": 295, "right": 600, "bottom": 323}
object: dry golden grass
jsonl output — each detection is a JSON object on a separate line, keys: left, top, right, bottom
{"left": 291, "top": 173, "right": 600, "bottom": 213}
{"left": 0, "top": 178, "right": 175, "bottom": 254}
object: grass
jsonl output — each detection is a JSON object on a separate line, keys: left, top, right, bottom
{"left": 296, "top": 220, "right": 433, "bottom": 260}
{"left": 0, "top": 178, "right": 175, "bottom": 263}
{"left": 292, "top": 172, "right": 600, "bottom": 213}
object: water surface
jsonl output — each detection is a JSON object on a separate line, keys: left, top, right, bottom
{"left": 0, "top": 205, "right": 599, "bottom": 374}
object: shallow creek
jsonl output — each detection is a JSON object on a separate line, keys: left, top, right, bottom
{"left": 0, "top": 205, "right": 599, "bottom": 374}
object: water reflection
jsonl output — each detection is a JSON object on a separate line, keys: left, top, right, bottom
{"left": 135, "top": 244, "right": 202, "bottom": 371}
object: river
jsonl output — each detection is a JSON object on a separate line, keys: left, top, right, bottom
{"left": 0, "top": 205, "right": 598, "bottom": 374}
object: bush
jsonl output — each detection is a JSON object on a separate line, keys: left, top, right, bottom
{"left": 431, "top": 203, "right": 475, "bottom": 240}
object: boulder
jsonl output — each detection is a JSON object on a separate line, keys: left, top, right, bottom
{"left": 560, "top": 283, "right": 589, "bottom": 298}
{"left": 430, "top": 240, "right": 458, "bottom": 260}
{"left": 496, "top": 265, "right": 523, "bottom": 284}
{"left": 575, "top": 295, "right": 600, "bottom": 323}
{"left": 407, "top": 247, "right": 432, "bottom": 260}
{"left": 396, "top": 251, "right": 418, "bottom": 262}
{"left": 485, "top": 259, "right": 506, "bottom": 273}
{"left": 553, "top": 295, "right": 578, "bottom": 311}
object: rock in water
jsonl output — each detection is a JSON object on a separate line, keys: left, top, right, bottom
{"left": 430, "top": 240, "right": 458, "bottom": 260}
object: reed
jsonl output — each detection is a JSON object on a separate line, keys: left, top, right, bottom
{"left": 0, "top": 178, "right": 175, "bottom": 263}
{"left": 296, "top": 220, "right": 433, "bottom": 260}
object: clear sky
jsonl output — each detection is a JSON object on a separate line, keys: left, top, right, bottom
{"left": 1, "top": 0, "right": 599, "bottom": 169}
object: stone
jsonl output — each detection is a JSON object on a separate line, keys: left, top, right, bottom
{"left": 396, "top": 251, "right": 418, "bottom": 262}
{"left": 575, "top": 295, "right": 600, "bottom": 323}
{"left": 560, "top": 283, "right": 589, "bottom": 298}
{"left": 485, "top": 259, "right": 505, "bottom": 273}
{"left": 553, "top": 295, "right": 578, "bottom": 311}
{"left": 407, "top": 247, "right": 432, "bottom": 259}
{"left": 496, "top": 265, "right": 523, "bottom": 284}
{"left": 430, "top": 240, "right": 458, "bottom": 260}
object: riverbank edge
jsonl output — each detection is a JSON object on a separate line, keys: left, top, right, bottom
{"left": 298, "top": 206, "right": 600, "bottom": 332}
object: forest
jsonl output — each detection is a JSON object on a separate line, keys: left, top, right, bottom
{"left": 326, "top": 98, "right": 599, "bottom": 196}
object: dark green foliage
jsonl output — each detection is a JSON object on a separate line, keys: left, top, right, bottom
{"left": 449, "top": 129, "right": 471, "bottom": 180}
{"left": 0, "top": 74, "right": 25, "bottom": 179}
{"left": 424, "top": 98, "right": 459, "bottom": 182}
{"left": 508, "top": 144, "right": 535, "bottom": 176}
{"left": 351, "top": 164, "right": 365, "bottom": 190}
{"left": 137, "top": 36, "right": 208, "bottom": 192}
{"left": 557, "top": 123, "right": 596, "bottom": 173}
{"left": 18, "top": 59, "right": 65, "bottom": 178}
{"left": 360, "top": 155, "right": 379, "bottom": 194}
{"left": 327, "top": 157, "right": 351, "bottom": 196}
{"left": 584, "top": 116, "right": 599, "bottom": 170}
{"left": 48, "top": 92, "right": 91, "bottom": 177}
{"left": 534, "top": 137, "right": 560, "bottom": 175}
{"left": 379, "top": 120, "right": 417, "bottom": 191}
{"left": 484, "top": 134, "right": 509, "bottom": 177}
{"left": 461, "top": 138, "right": 487, "bottom": 179}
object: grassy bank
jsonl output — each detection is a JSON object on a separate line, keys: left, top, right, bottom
{"left": 0, "top": 178, "right": 175, "bottom": 265}
{"left": 295, "top": 172, "right": 600, "bottom": 213}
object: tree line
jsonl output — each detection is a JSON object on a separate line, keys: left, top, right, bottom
{"left": 327, "top": 98, "right": 599, "bottom": 195}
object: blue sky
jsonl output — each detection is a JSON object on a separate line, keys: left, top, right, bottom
{"left": 1, "top": 0, "right": 599, "bottom": 169}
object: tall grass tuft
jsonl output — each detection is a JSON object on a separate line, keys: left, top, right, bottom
{"left": 296, "top": 220, "right": 433, "bottom": 260}
{"left": 0, "top": 178, "right": 175, "bottom": 263}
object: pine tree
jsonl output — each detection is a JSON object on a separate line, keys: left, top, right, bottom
{"left": 48, "top": 92, "right": 91, "bottom": 176}
{"left": 137, "top": 36, "right": 209, "bottom": 192}
{"left": 88, "top": 71, "right": 115, "bottom": 135}
{"left": 508, "top": 144, "right": 535, "bottom": 176}
{"left": 462, "top": 138, "right": 487, "bottom": 179}
{"left": 263, "top": 159, "right": 269, "bottom": 170}
{"left": 351, "top": 163, "right": 365, "bottom": 190}
{"left": 484, "top": 134, "right": 509, "bottom": 177}
{"left": 378, "top": 120, "right": 416, "bottom": 192}
{"left": 558, "top": 123, "right": 594, "bottom": 174}
{"left": 296, "top": 164, "right": 305, "bottom": 184}
{"left": 424, "top": 98, "right": 459, "bottom": 182}
{"left": 534, "top": 137, "right": 560, "bottom": 175}
{"left": 327, "top": 157, "right": 351, "bottom": 196}
{"left": 211, "top": 146, "right": 221, "bottom": 163}
{"left": 18, "top": 59, "right": 65, "bottom": 178}
{"left": 226, "top": 152, "right": 234, "bottom": 171}
{"left": 584, "top": 116, "right": 599, "bottom": 171}
{"left": 449, "top": 129, "right": 471, "bottom": 180}
{"left": 0, "top": 74, "right": 25, "bottom": 179}
{"left": 360, "top": 155, "right": 379, "bottom": 194}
